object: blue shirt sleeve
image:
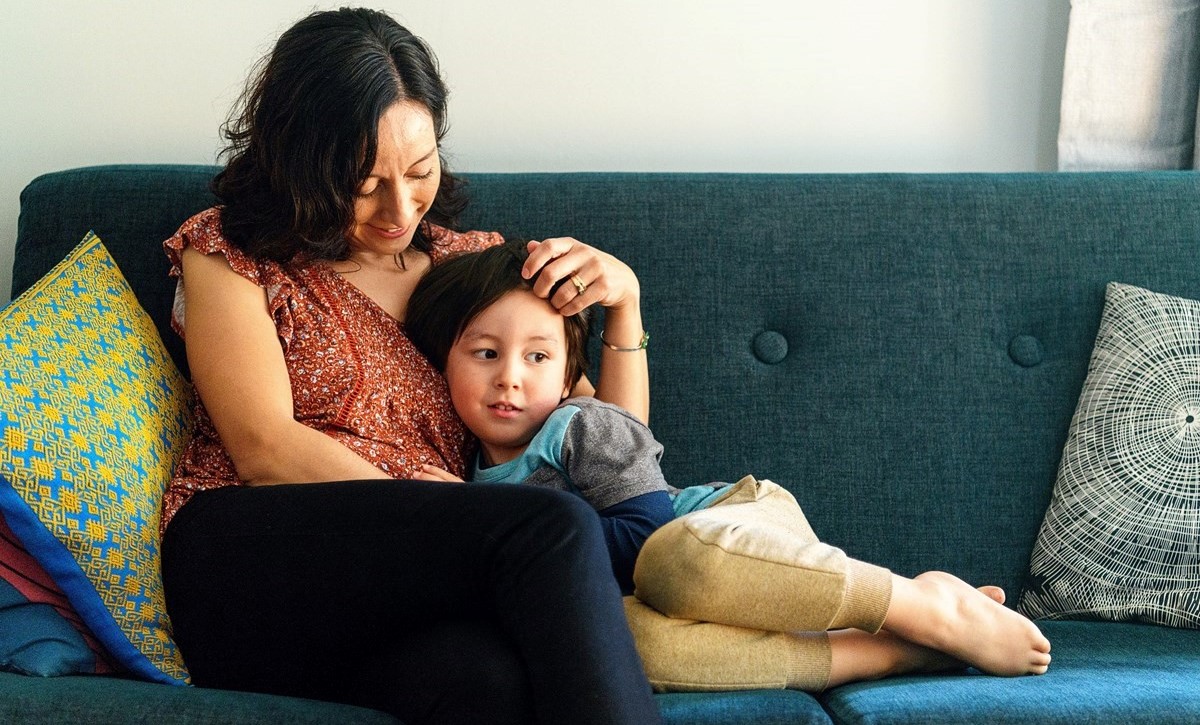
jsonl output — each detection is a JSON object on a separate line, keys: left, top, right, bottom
{"left": 597, "top": 490, "right": 676, "bottom": 594}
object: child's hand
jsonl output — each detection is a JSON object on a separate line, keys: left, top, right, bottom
{"left": 416, "top": 464, "right": 465, "bottom": 483}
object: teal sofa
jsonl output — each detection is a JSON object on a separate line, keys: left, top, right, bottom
{"left": 7, "top": 165, "right": 1200, "bottom": 723}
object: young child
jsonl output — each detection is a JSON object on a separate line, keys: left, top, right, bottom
{"left": 404, "top": 237, "right": 687, "bottom": 592}
{"left": 406, "top": 239, "right": 1052, "bottom": 692}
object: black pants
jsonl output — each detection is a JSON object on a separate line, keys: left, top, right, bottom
{"left": 161, "top": 479, "right": 661, "bottom": 725}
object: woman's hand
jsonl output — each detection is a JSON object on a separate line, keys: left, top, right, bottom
{"left": 522, "top": 237, "right": 650, "bottom": 424}
{"left": 523, "top": 238, "right": 640, "bottom": 317}
{"left": 415, "top": 464, "right": 465, "bottom": 483}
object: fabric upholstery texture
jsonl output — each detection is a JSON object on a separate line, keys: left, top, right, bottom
{"left": 15, "top": 165, "right": 218, "bottom": 377}
{"left": 1022, "top": 282, "right": 1200, "bottom": 627}
{"left": 0, "top": 670, "right": 400, "bottom": 725}
{"left": 821, "top": 620, "right": 1200, "bottom": 724}
{"left": 0, "top": 232, "right": 192, "bottom": 684}
{"left": 658, "top": 689, "right": 832, "bottom": 725}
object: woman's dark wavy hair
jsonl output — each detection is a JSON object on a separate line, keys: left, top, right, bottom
{"left": 213, "top": 7, "right": 467, "bottom": 262}
{"left": 407, "top": 239, "right": 592, "bottom": 390}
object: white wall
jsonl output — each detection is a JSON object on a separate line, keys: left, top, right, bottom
{"left": 0, "top": 0, "right": 1069, "bottom": 303}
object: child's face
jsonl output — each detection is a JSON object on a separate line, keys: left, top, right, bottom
{"left": 444, "top": 289, "right": 572, "bottom": 466}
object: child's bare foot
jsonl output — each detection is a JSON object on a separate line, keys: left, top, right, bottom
{"left": 979, "top": 585, "right": 1005, "bottom": 604}
{"left": 883, "top": 571, "right": 1051, "bottom": 676}
{"left": 827, "top": 629, "right": 963, "bottom": 688}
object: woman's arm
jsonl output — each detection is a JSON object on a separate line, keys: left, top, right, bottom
{"left": 522, "top": 238, "right": 649, "bottom": 423}
{"left": 180, "top": 246, "right": 390, "bottom": 485}
{"left": 587, "top": 297, "right": 649, "bottom": 423}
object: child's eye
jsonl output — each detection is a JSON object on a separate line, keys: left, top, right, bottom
{"left": 526, "top": 352, "right": 549, "bottom": 363}
{"left": 471, "top": 349, "right": 497, "bottom": 360}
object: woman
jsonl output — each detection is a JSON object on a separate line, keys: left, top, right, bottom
{"left": 158, "top": 8, "right": 660, "bottom": 724}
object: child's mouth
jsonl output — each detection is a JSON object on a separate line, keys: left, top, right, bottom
{"left": 489, "top": 402, "right": 522, "bottom": 416}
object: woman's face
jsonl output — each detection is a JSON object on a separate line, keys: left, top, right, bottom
{"left": 350, "top": 100, "right": 441, "bottom": 257}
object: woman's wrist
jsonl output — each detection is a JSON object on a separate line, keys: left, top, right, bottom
{"left": 601, "top": 329, "right": 649, "bottom": 352}
{"left": 598, "top": 303, "right": 646, "bottom": 350}
{"left": 601, "top": 275, "right": 640, "bottom": 313}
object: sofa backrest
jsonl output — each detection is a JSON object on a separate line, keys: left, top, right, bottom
{"left": 16, "top": 165, "right": 1200, "bottom": 596}
{"left": 15, "top": 165, "right": 219, "bottom": 378}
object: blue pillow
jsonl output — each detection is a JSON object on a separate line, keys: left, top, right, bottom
{"left": 1, "top": 512, "right": 115, "bottom": 676}
{"left": 0, "top": 577, "right": 95, "bottom": 677}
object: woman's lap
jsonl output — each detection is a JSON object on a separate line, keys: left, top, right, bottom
{"left": 162, "top": 479, "right": 660, "bottom": 724}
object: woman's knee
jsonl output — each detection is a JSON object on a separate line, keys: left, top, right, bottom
{"left": 487, "top": 486, "right": 611, "bottom": 583}
{"left": 506, "top": 486, "right": 604, "bottom": 549}
{"left": 534, "top": 485, "right": 601, "bottom": 527}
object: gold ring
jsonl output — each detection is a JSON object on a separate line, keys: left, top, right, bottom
{"left": 571, "top": 274, "right": 587, "bottom": 295}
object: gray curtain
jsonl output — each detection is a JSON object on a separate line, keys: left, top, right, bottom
{"left": 1059, "top": 0, "right": 1200, "bottom": 170}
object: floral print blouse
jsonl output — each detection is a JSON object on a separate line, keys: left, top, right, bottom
{"left": 159, "top": 207, "right": 502, "bottom": 533}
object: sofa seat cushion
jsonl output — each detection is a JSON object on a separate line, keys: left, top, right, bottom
{"left": 657, "top": 688, "right": 832, "bottom": 724}
{"left": 819, "top": 620, "right": 1200, "bottom": 724}
{"left": 0, "top": 671, "right": 399, "bottom": 725}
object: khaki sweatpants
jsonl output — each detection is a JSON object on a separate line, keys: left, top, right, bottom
{"left": 626, "top": 475, "right": 893, "bottom": 692}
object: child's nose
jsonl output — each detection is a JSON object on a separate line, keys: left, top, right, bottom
{"left": 494, "top": 361, "right": 521, "bottom": 389}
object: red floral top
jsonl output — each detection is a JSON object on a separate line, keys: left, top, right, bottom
{"left": 160, "top": 207, "right": 503, "bottom": 534}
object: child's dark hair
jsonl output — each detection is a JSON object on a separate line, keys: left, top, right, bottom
{"left": 407, "top": 239, "right": 591, "bottom": 388}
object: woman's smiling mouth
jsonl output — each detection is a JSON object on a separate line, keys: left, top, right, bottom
{"left": 370, "top": 225, "right": 407, "bottom": 239}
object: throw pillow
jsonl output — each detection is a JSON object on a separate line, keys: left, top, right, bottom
{"left": 0, "top": 232, "right": 192, "bottom": 683}
{"left": 1021, "top": 282, "right": 1200, "bottom": 628}
{"left": 0, "top": 577, "right": 94, "bottom": 677}
{"left": 0, "top": 514, "right": 115, "bottom": 676}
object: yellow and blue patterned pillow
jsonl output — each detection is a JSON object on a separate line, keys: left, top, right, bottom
{"left": 0, "top": 232, "right": 191, "bottom": 684}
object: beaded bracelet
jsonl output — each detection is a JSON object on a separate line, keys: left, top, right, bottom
{"left": 601, "top": 330, "right": 649, "bottom": 352}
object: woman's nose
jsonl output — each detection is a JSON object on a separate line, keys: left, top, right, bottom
{"left": 382, "top": 185, "right": 419, "bottom": 227}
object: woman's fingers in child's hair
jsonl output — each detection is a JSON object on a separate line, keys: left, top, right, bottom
{"left": 415, "top": 464, "right": 465, "bottom": 483}
{"left": 523, "top": 238, "right": 640, "bottom": 317}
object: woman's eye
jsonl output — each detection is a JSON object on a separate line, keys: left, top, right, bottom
{"left": 412, "top": 169, "right": 435, "bottom": 181}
